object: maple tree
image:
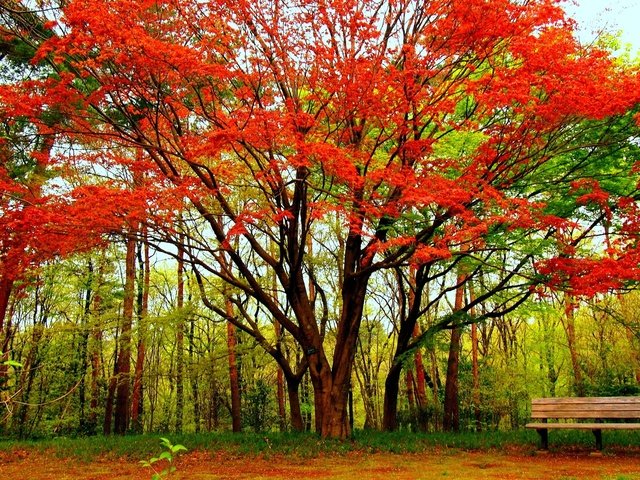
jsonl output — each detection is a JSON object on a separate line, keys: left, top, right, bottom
{"left": 2, "top": 0, "right": 640, "bottom": 438}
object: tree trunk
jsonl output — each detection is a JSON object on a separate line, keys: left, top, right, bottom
{"left": 563, "top": 297, "right": 585, "bottom": 396}
{"left": 412, "top": 324, "right": 428, "bottom": 431}
{"left": 381, "top": 265, "right": 428, "bottom": 431}
{"left": 443, "top": 274, "right": 466, "bottom": 432}
{"left": 103, "top": 341, "right": 118, "bottom": 436}
{"left": 130, "top": 238, "right": 149, "bottom": 433}
{"left": 77, "top": 260, "right": 93, "bottom": 431}
{"left": 470, "top": 282, "right": 481, "bottom": 432}
{"left": 0, "top": 277, "right": 12, "bottom": 337}
{"left": 382, "top": 361, "right": 402, "bottom": 431}
{"left": 189, "top": 308, "right": 201, "bottom": 433}
{"left": 175, "top": 242, "right": 185, "bottom": 433}
{"left": 0, "top": 277, "right": 14, "bottom": 389}
{"left": 89, "top": 270, "right": 104, "bottom": 433}
{"left": 225, "top": 295, "right": 242, "bottom": 433}
{"left": 471, "top": 322, "right": 481, "bottom": 431}
{"left": 286, "top": 377, "right": 304, "bottom": 432}
{"left": 114, "top": 233, "right": 137, "bottom": 434}
{"left": 275, "top": 319, "right": 288, "bottom": 431}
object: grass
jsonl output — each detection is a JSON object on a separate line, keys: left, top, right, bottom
{"left": 1, "top": 429, "right": 639, "bottom": 462}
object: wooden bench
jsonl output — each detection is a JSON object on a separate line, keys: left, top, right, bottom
{"left": 526, "top": 397, "right": 640, "bottom": 451}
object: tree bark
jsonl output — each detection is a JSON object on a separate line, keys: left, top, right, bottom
{"left": 563, "top": 297, "right": 585, "bottom": 396}
{"left": 471, "top": 321, "right": 481, "bottom": 431}
{"left": 443, "top": 274, "right": 466, "bottom": 432}
{"left": 470, "top": 283, "right": 481, "bottom": 432}
{"left": 89, "top": 267, "right": 104, "bottom": 433}
{"left": 175, "top": 241, "right": 185, "bottom": 433}
{"left": 131, "top": 238, "right": 149, "bottom": 433}
{"left": 275, "top": 320, "right": 287, "bottom": 431}
{"left": 382, "top": 361, "right": 403, "bottom": 431}
{"left": 225, "top": 294, "right": 242, "bottom": 433}
{"left": 114, "top": 233, "right": 137, "bottom": 434}
{"left": 0, "top": 277, "right": 14, "bottom": 389}
{"left": 189, "top": 308, "right": 201, "bottom": 433}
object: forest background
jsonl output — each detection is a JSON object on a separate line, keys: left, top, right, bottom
{"left": 1, "top": 0, "right": 640, "bottom": 441}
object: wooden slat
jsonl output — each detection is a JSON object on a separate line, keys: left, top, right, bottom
{"left": 532, "top": 404, "right": 640, "bottom": 411}
{"left": 532, "top": 397, "right": 640, "bottom": 405}
{"left": 529, "top": 397, "right": 640, "bottom": 420}
{"left": 531, "top": 410, "right": 640, "bottom": 419}
{"left": 526, "top": 422, "right": 640, "bottom": 430}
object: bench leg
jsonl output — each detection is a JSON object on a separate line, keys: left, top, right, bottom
{"left": 592, "top": 429, "right": 602, "bottom": 451}
{"left": 536, "top": 428, "right": 548, "bottom": 450}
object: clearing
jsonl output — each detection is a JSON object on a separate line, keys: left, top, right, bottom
{"left": 1, "top": 446, "right": 640, "bottom": 479}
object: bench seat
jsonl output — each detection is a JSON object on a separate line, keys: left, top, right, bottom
{"left": 526, "top": 397, "right": 640, "bottom": 450}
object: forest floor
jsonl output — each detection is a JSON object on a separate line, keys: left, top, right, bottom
{"left": 2, "top": 445, "right": 640, "bottom": 480}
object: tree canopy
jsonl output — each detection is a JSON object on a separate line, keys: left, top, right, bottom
{"left": 1, "top": 0, "right": 640, "bottom": 438}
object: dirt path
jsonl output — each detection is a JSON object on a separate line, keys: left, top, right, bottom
{"left": 2, "top": 447, "right": 640, "bottom": 479}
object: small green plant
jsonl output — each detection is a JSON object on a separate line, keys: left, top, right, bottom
{"left": 139, "top": 437, "right": 187, "bottom": 479}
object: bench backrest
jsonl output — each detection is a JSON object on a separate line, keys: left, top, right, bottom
{"left": 531, "top": 397, "right": 640, "bottom": 420}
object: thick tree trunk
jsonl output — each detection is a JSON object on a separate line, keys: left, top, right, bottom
{"left": 286, "top": 377, "right": 304, "bottom": 432}
{"left": 382, "top": 361, "right": 402, "bottom": 431}
{"left": 114, "top": 233, "right": 137, "bottom": 434}
{"left": 313, "top": 278, "right": 369, "bottom": 438}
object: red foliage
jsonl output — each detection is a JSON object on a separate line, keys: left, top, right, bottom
{"left": 3, "top": 0, "right": 640, "bottom": 296}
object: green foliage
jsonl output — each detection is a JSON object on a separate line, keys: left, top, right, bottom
{"left": 242, "top": 379, "right": 274, "bottom": 432}
{"left": 139, "top": 438, "right": 187, "bottom": 480}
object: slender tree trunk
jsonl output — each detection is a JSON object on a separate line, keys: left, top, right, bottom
{"left": 114, "top": 233, "right": 137, "bottom": 434}
{"left": 471, "top": 321, "right": 481, "bottom": 431}
{"left": 412, "top": 325, "right": 428, "bottom": 431}
{"left": 406, "top": 369, "right": 416, "bottom": 428}
{"left": 0, "top": 277, "right": 12, "bottom": 338}
{"left": 189, "top": 308, "right": 201, "bottom": 433}
{"left": 131, "top": 238, "right": 149, "bottom": 433}
{"left": 443, "top": 274, "right": 466, "bottom": 432}
{"left": 175, "top": 242, "right": 185, "bottom": 433}
{"left": 274, "top": 320, "right": 287, "bottom": 431}
{"left": 77, "top": 260, "right": 93, "bottom": 431}
{"left": 0, "top": 277, "right": 14, "bottom": 385}
{"left": 225, "top": 294, "right": 242, "bottom": 433}
{"left": 626, "top": 326, "right": 640, "bottom": 384}
{"left": 89, "top": 268, "right": 104, "bottom": 433}
{"left": 563, "top": 297, "right": 585, "bottom": 396}
{"left": 470, "top": 283, "right": 481, "bottom": 432}
{"left": 103, "top": 342, "right": 118, "bottom": 435}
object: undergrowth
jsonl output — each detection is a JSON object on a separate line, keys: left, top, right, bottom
{"left": 1, "top": 429, "right": 639, "bottom": 461}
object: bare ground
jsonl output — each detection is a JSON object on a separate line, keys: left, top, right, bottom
{"left": 2, "top": 446, "right": 640, "bottom": 479}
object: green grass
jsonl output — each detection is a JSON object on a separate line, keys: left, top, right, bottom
{"left": 1, "top": 429, "right": 639, "bottom": 462}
